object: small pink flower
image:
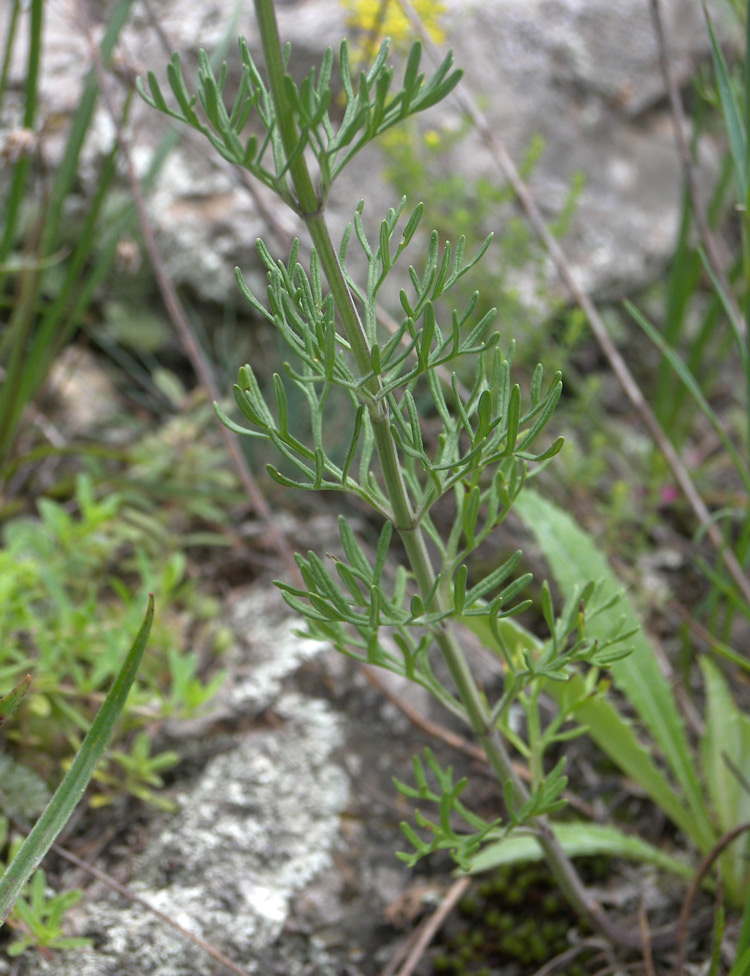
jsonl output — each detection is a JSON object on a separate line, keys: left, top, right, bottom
{"left": 660, "top": 484, "right": 679, "bottom": 506}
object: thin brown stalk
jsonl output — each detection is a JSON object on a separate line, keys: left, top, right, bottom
{"left": 530, "top": 941, "right": 608, "bottom": 976}
{"left": 675, "top": 821, "right": 750, "bottom": 976}
{"left": 591, "top": 965, "right": 648, "bottom": 976}
{"left": 638, "top": 896, "right": 656, "bottom": 976}
{"left": 74, "top": 1, "right": 301, "bottom": 585}
{"left": 385, "top": 877, "right": 471, "bottom": 976}
{"left": 650, "top": 0, "right": 744, "bottom": 335}
{"left": 396, "top": 0, "right": 750, "bottom": 609}
{"left": 51, "top": 843, "right": 253, "bottom": 976}
{"left": 378, "top": 924, "right": 423, "bottom": 976}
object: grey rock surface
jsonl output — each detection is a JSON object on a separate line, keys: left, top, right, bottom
{"left": 4, "top": 0, "right": 723, "bottom": 307}
{"left": 435, "top": 0, "right": 716, "bottom": 299}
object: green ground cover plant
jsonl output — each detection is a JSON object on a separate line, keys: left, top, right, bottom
{"left": 494, "top": 0, "right": 750, "bottom": 922}
{"left": 0, "top": 0, "right": 139, "bottom": 474}
{"left": 0, "top": 470, "right": 223, "bottom": 782}
{"left": 0, "top": 0, "right": 238, "bottom": 488}
{"left": 0, "top": 456, "right": 228, "bottom": 951}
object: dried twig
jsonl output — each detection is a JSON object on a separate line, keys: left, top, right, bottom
{"left": 638, "top": 896, "right": 656, "bottom": 976}
{"left": 51, "top": 842, "right": 253, "bottom": 976}
{"left": 529, "top": 940, "right": 608, "bottom": 976}
{"left": 675, "top": 821, "right": 750, "bottom": 976}
{"left": 380, "top": 877, "right": 471, "bottom": 976}
{"left": 396, "top": 0, "right": 750, "bottom": 609}
{"left": 590, "top": 965, "right": 648, "bottom": 976}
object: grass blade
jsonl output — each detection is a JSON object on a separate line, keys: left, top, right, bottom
{"left": 705, "top": 5, "right": 748, "bottom": 205}
{"left": 0, "top": 0, "right": 42, "bottom": 263}
{"left": 626, "top": 300, "right": 750, "bottom": 492}
{"left": 699, "top": 657, "right": 750, "bottom": 900}
{"left": 469, "top": 822, "right": 696, "bottom": 880}
{"left": 0, "top": 596, "right": 154, "bottom": 926}
{"left": 0, "top": 675, "right": 30, "bottom": 728}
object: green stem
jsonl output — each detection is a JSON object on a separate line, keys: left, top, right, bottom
{"left": 0, "top": 0, "right": 21, "bottom": 106}
{"left": 252, "top": 0, "right": 621, "bottom": 938}
{"left": 0, "top": 0, "right": 42, "bottom": 264}
{"left": 524, "top": 688, "right": 544, "bottom": 790}
{"left": 253, "top": 0, "right": 376, "bottom": 386}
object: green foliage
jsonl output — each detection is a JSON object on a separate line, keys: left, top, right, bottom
{"left": 393, "top": 748, "right": 505, "bottom": 871}
{"left": 732, "top": 885, "right": 750, "bottom": 976}
{"left": 0, "top": 755, "right": 49, "bottom": 823}
{"left": 0, "top": 0, "right": 134, "bottom": 473}
{"left": 138, "top": 34, "right": 461, "bottom": 209}
{"left": 3, "top": 869, "right": 90, "bottom": 957}
{"left": 510, "top": 487, "right": 750, "bottom": 904}
{"left": 553, "top": 3, "right": 750, "bottom": 920}
{"left": 138, "top": 1, "right": 750, "bottom": 966}
{"left": 624, "top": 2, "right": 750, "bottom": 652}
{"left": 0, "top": 472, "right": 223, "bottom": 806}
{"left": 122, "top": 400, "right": 244, "bottom": 530}
{"left": 141, "top": 3, "right": 637, "bottom": 917}
{"left": 221, "top": 198, "right": 562, "bottom": 501}
{"left": 378, "top": 124, "right": 579, "bottom": 333}
{"left": 0, "top": 674, "right": 29, "bottom": 728}
{"left": 163, "top": 647, "right": 227, "bottom": 717}
{"left": 700, "top": 657, "right": 750, "bottom": 898}
{"left": 439, "top": 861, "right": 599, "bottom": 973}
{"left": 92, "top": 731, "right": 181, "bottom": 812}
{"left": 469, "top": 823, "right": 695, "bottom": 880}
{"left": 0, "top": 394, "right": 230, "bottom": 953}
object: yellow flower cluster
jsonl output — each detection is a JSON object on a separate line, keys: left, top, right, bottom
{"left": 342, "top": 0, "right": 447, "bottom": 57}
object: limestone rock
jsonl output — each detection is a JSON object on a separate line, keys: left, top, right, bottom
{"left": 8, "top": 0, "right": 723, "bottom": 307}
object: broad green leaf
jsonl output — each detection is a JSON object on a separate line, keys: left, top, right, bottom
{"left": 513, "top": 490, "right": 715, "bottom": 852}
{"left": 561, "top": 677, "right": 698, "bottom": 840}
{"left": 469, "top": 822, "right": 695, "bottom": 880}
{"left": 732, "top": 882, "right": 750, "bottom": 976}
{"left": 0, "top": 596, "right": 154, "bottom": 926}
{"left": 738, "top": 880, "right": 750, "bottom": 958}
{"left": 700, "top": 657, "right": 750, "bottom": 900}
{"left": 730, "top": 944, "right": 750, "bottom": 976}
{"left": 700, "top": 658, "right": 750, "bottom": 836}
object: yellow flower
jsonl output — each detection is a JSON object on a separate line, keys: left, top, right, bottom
{"left": 342, "top": 0, "right": 447, "bottom": 59}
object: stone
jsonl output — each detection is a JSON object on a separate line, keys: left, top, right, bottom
{"left": 5, "top": 0, "right": 725, "bottom": 308}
